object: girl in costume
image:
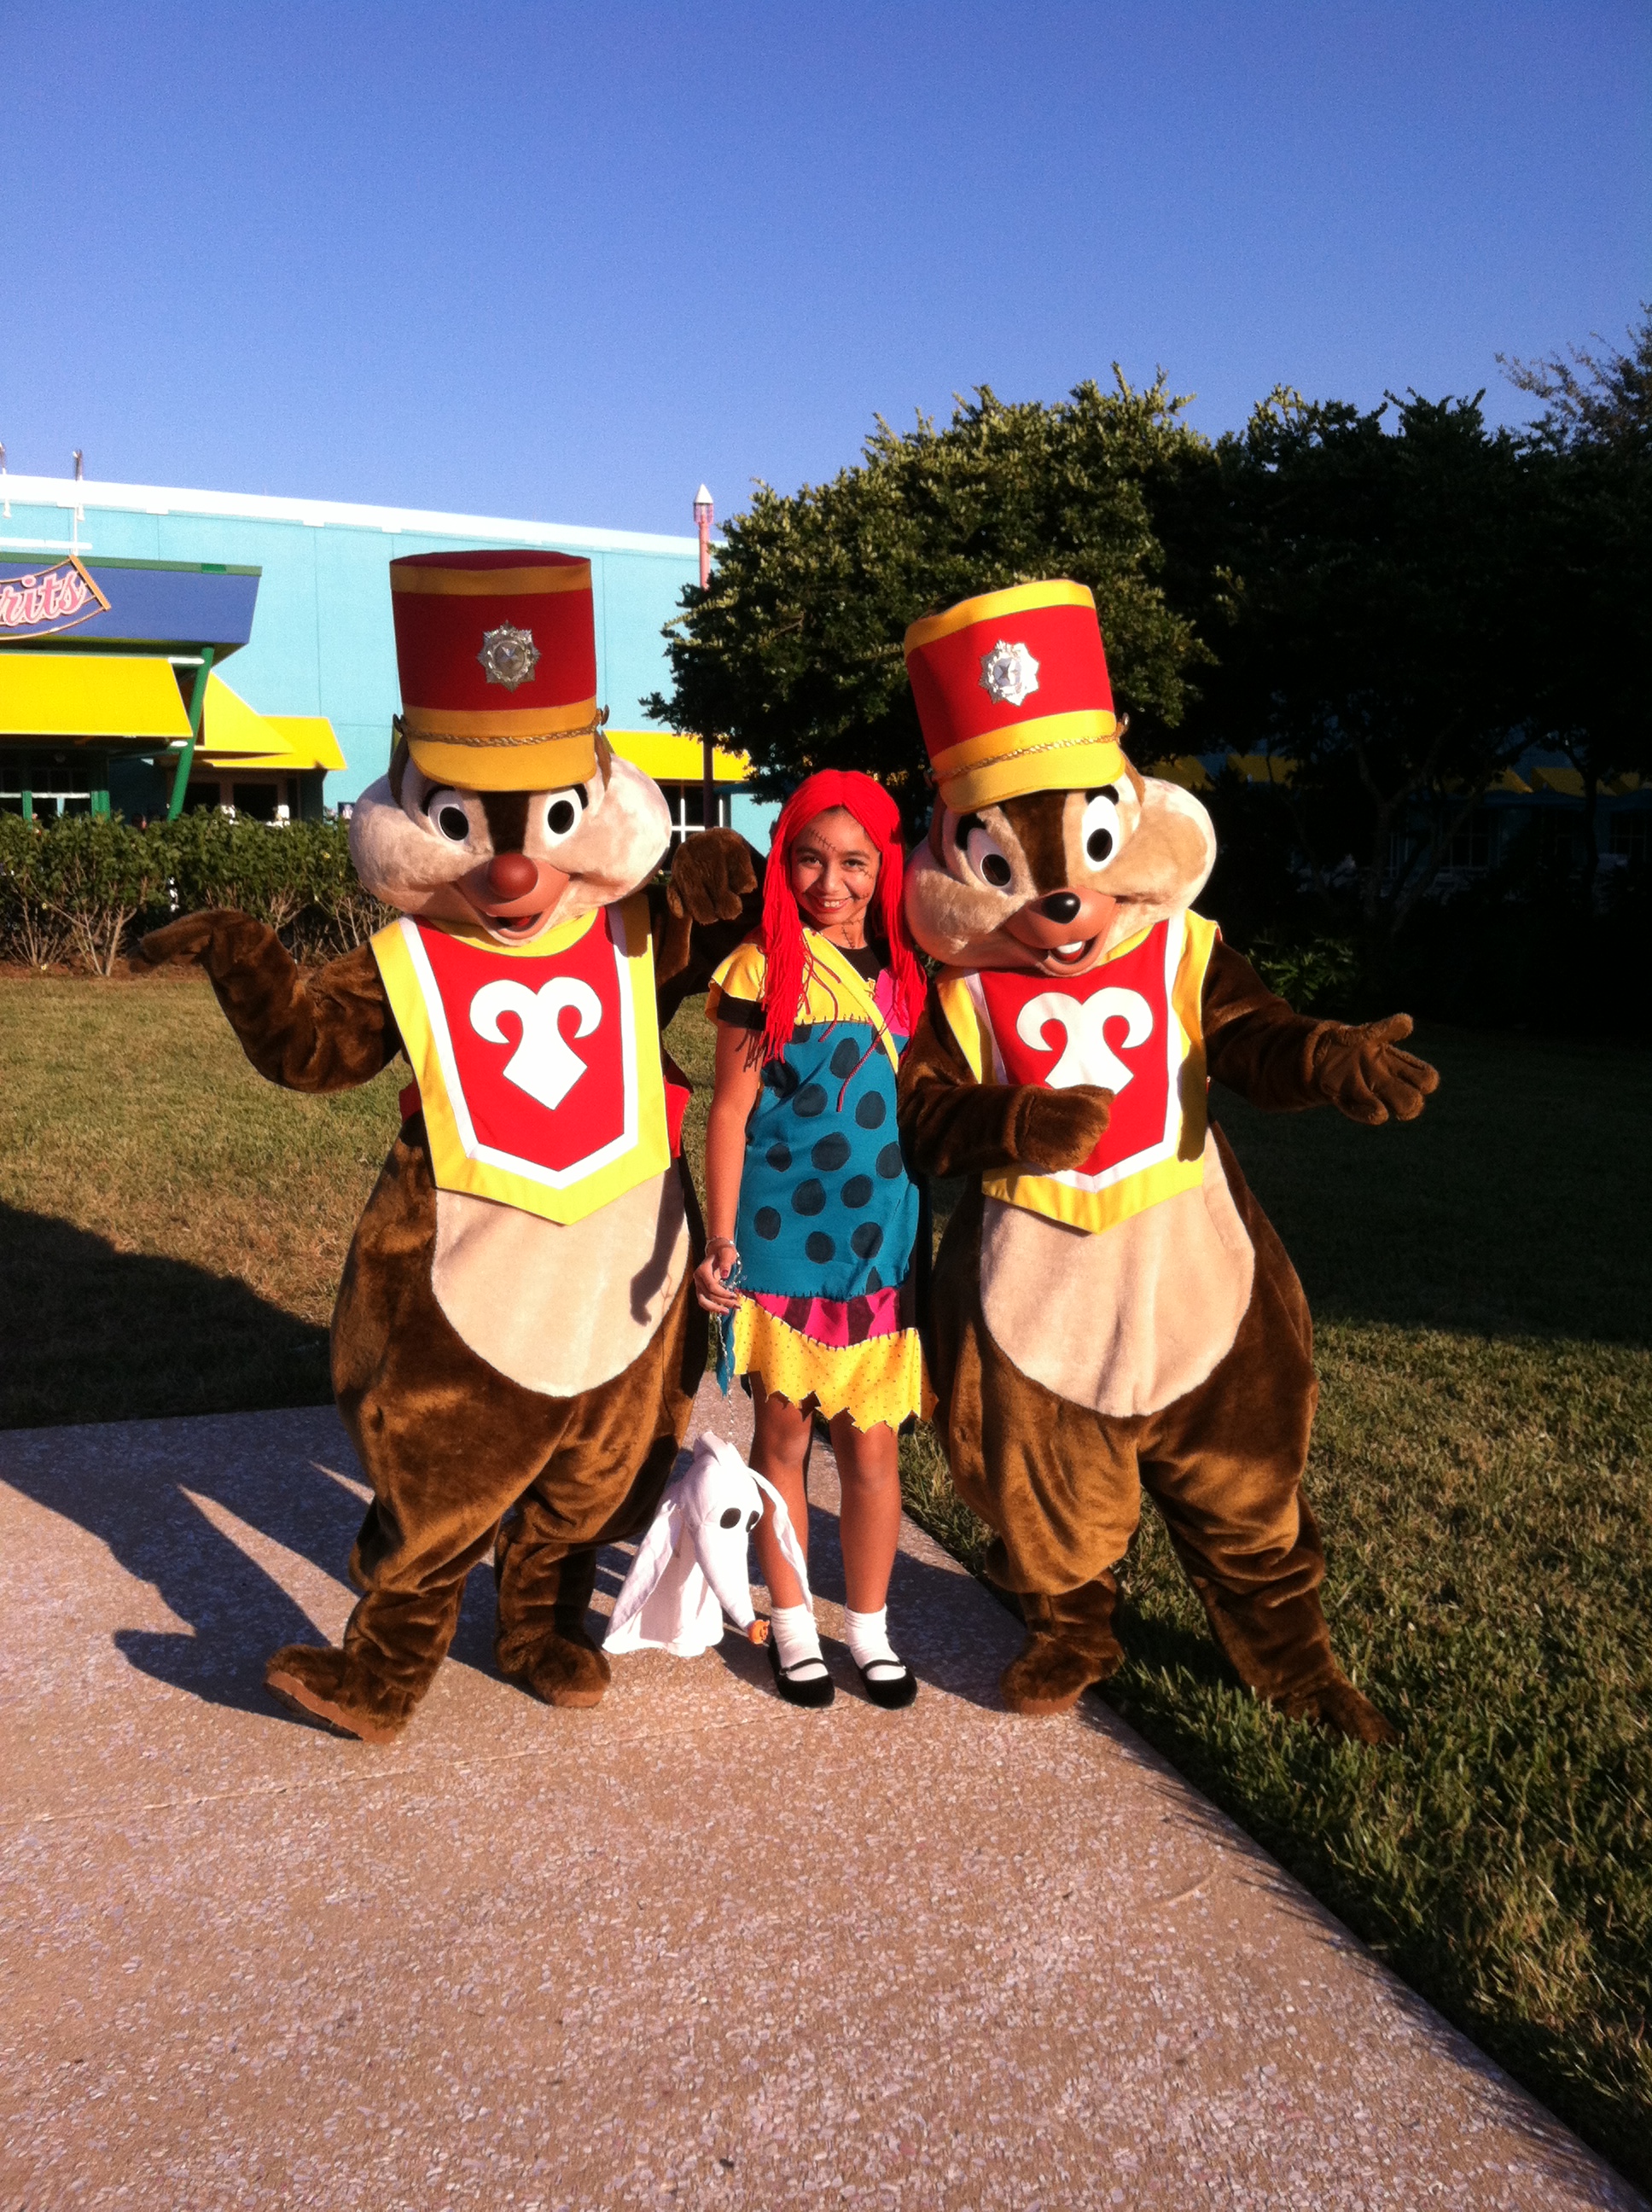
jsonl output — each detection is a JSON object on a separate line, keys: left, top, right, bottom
{"left": 694, "top": 771, "right": 929, "bottom": 1710}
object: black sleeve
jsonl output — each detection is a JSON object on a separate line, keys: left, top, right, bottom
{"left": 714, "top": 992, "right": 765, "bottom": 1032}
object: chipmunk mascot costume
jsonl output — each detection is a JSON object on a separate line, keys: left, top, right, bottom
{"left": 142, "top": 550, "right": 758, "bottom": 1743}
{"left": 897, "top": 581, "right": 1437, "bottom": 1743}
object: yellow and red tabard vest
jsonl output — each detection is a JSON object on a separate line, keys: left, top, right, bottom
{"left": 372, "top": 894, "right": 680, "bottom": 1227}
{"left": 935, "top": 911, "right": 1220, "bottom": 1235}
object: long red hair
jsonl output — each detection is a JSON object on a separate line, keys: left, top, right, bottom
{"left": 759, "top": 771, "right": 924, "bottom": 1064}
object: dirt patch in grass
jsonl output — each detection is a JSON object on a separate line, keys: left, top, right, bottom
{"left": 4, "top": 974, "right": 1650, "bottom": 2182}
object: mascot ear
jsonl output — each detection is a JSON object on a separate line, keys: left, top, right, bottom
{"left": 604, "top": 1496, "right": 682, "bottom": 1650}
{"left": 752, "top": 1471, "right": 812, "bottom": 1610}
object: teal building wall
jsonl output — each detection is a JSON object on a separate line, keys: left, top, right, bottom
{"left": 0, "top": 474, "right": 777, "bottom": 845}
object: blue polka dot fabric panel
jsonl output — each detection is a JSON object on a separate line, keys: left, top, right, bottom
{"left": 737, "top": 1021, "right": 918, "bottom": 1303}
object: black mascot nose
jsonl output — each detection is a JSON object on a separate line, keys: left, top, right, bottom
{"left": 486, "top": 852, "right": 539, "bottom": 900}
{"left": 1041, "top": 892, "right": 1082, "bottom": 924}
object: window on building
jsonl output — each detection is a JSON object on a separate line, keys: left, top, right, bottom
{"left": 657, "top": 781, "right": 732, "bottom": 848}
{"left": 0, "top": 750, "right": 96, "bottom": 817}
{"left": 1443, "top": 813, "right": 1492, "bottom": 871}
{"left": 1609, "top": 811, "right": 1649, "bottom": 864}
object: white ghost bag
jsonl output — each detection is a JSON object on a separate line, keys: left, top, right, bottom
{"left": 604, "top": 1431, "right": 812, "bottom": 1659}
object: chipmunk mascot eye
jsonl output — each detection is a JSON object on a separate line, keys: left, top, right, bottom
{"left": 897, "top": 580, "right": 1438, "bottom": 1741}
{"left": 142, "top": 549, "right": 759, "bottom": 1743}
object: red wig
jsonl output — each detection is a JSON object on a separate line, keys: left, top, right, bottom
{"left": 759, "top": 771, "right": 924, "bottom": 1064}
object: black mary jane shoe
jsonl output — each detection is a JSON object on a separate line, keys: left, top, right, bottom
{"left": 767, "top": 1633, "right": 835, "bottom": 1709}
{"left": 855, "top": 1656, "right": 918, "bottom": 1711}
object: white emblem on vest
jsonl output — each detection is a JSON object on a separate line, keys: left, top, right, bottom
{"left": 469, "top": 977, "right": 603, "bottom": 1110}
{"left": 1015, "top": 987, "right": 1154, "bottom": 1093}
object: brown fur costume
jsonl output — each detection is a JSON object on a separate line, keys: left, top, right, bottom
{"left": 143, "top": 753, "right": 758, "bottom": 1743}
{"left": 899, "top": 769, "right": 1436, "bottom": 1743}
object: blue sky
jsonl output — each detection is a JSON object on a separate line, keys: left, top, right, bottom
{"left": 4, "top": 2, "right": 1647, "bottom": 537}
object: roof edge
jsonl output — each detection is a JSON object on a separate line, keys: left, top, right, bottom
{"left": 0, "top": 474, "right": 701, "bottom": 558}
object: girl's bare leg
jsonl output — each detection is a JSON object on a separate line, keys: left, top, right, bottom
{"left": 829, "top": 1412, "right": 902, "bottom": 1614}
{"left": 748, "top": 1377, "right": 815, "bottom": 1609}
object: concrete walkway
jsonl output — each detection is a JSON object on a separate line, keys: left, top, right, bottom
{"left": 1, "top": 1388, "right": 1640, "bottom": 2212}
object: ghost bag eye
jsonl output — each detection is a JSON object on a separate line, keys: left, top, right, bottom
{"left": 718, "top": 1505, "right": 742, "bottom": 1529}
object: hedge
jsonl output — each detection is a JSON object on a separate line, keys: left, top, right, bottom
{"left": 0, "top": 812, "right": 393, "bottom": 975}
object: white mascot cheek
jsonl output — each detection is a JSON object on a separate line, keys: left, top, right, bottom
{"left": 604, "top": 1434, "right": 811, "bottom": 1660}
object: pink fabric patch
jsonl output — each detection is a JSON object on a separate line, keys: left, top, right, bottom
{"left": 751, "top": 1287, "right": 905, "bottom": 1347}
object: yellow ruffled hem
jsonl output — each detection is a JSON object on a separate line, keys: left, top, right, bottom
{"left": 731, "top": 1301, "right": 935, "bottom": 1433}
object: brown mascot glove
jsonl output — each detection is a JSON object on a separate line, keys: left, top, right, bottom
{"left": 138, "top": 908, "right": 271, "bottom": 981}
{"left": 1009, "top": 1083, "right": 1114, "bottom": 1171}
{"left": 667, "top": 829, "right": 759, "bottom": 926}
{"left": 1309, "top": 1013, "right": 1440, "bottom": 1126}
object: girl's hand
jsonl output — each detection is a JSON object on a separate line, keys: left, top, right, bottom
{"left": 694, "top": 1238, "right": 742, "bottom": 1315}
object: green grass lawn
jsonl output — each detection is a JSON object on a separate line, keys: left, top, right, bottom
{"left": 3, "top": 971, "right": 1649, "bottom": 2186}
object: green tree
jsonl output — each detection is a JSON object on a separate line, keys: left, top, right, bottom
{"left": 1501, "top": 308, "right": 1652, "bottom": 892}
{"left": 647, "top": 375, "right": 1212, "bottom": 817}
{"left": 1500, "top": 302, "right": 1652, "bottom": 457}
{"left": 1164, "top": 388, "right": 1544, "bottom": 939}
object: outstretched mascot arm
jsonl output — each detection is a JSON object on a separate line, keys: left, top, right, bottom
{"left": 650, "top": 827, "right": 765, "bottom": 1029}
{"left": 896, "top": 984, "right": 1114, "bottom": 1179}
{"left": 140, "top": 910, "right": 400, "bottom": 1094}
{"left": 1202, "top": 939, "right": 1439, "bottom": 1126}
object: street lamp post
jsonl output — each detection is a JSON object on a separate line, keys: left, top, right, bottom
{"left": 694, "top": 484, "right": 715, "bottom": 835}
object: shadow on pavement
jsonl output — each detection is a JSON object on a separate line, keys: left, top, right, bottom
{"left": 5, "top": 1406, "right": 1007, "bottom": 1726}
{"left": 0, "top": 1202, "right": 334, "bottom": 1430}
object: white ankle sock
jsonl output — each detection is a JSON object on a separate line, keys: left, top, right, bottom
{"left": 770, "top": 1602, "right": 826, "bottom": 1679}
{"left": 845, "top": 1606, "right": 905, "bottom": 1680}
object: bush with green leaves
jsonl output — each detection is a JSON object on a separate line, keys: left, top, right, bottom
{"left": 0, "top": 812, "right": 393, "bottom": 973}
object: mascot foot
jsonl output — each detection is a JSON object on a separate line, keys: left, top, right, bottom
{"left": 502, "top": 1627, "right": 612, "bottom": 1710}
{"left": 1001, "top": 1637, "right": 1115, "bottom": 1715}
{"left": 1277, "top": 1674, "right": 1399, "bottom": 1747}
{"left": 1000, "top": 1580, "right": 1124, "bottom": 1717}
{"left": 495, "top": 1544, "right": 610, "bottom": 1708}
{"left": 265, "top": 1644, "right": 413, "bottom": 1745}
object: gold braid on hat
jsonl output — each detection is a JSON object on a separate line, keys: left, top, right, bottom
{"left": 926, "top": 714, "right": 1130, "bottom": 789}
{"left": 393, "top": 706, "right": 610, "bottom": 751}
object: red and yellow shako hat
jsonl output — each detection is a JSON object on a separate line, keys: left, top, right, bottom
{"left": 904, "top": 579, "right": 1125, "bottom": 811}
{"left": 390, "top": 548, "right": 602, "bottom": 791}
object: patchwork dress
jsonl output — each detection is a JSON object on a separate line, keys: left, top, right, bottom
{"left": 708, "top": 931, "right": 931, "bottom": 1434}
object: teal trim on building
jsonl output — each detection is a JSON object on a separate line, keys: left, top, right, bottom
{"left": 0, "top": 475, "right": 707, "bottom": 809}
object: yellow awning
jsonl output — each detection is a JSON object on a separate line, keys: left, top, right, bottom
{"left": 1155, "top": 755, "right": 1214, "bottom": 791}
{"left": 262, "top": 716, "right": 346, "bottom": 771}
{"left": 194, "top": 679, "right": 344, "bottom": 771}
{"left": 1228, "top": 751, "right": 1295, "bottom": 786}
{"left": 1530, "top": 765, "right": 1584, "bottom": 797}
{"left": 0, "top": 653, "right": 192, "bottom": 742}
{"left": 608, "top": 728, "right": 749, "bottom": 783}
{"left": 194, "top": 672, "right": 281, "bottom": 757}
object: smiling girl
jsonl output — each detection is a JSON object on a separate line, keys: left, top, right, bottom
{"left": 695, "top": 771, "right": 929, "bottom": 1708}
